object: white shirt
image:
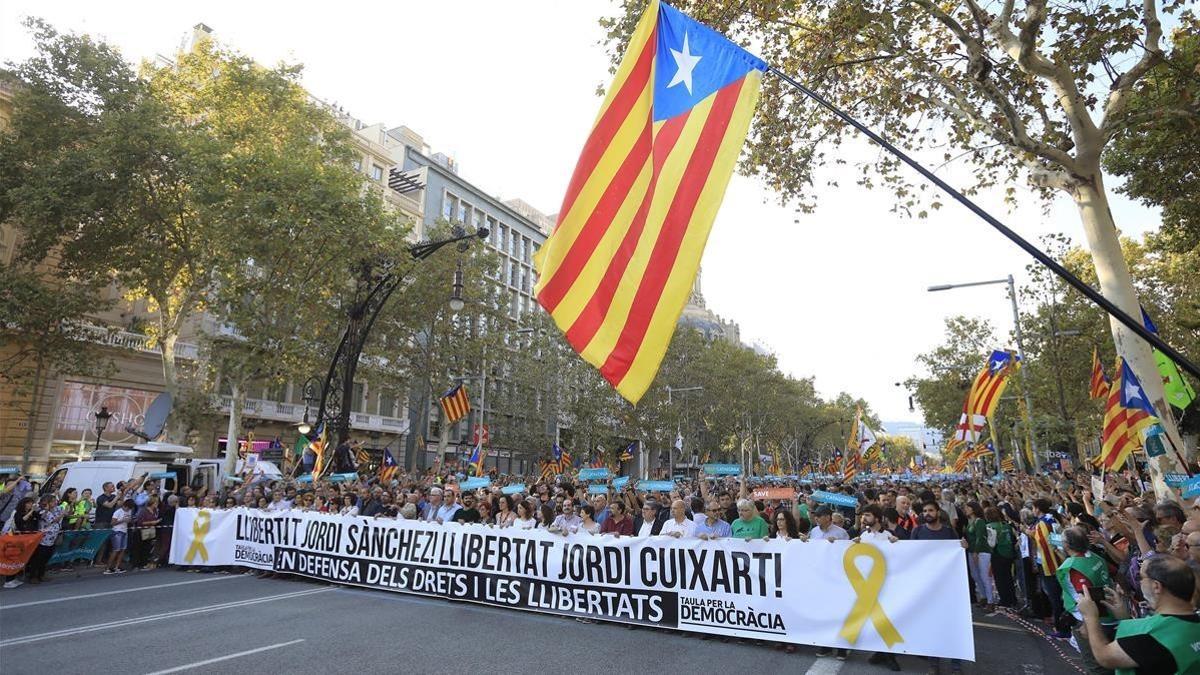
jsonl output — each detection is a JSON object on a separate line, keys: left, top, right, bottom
{"left": 637, "top": 520, "right": 655, "bottom": 537}
{"left": 810, "top": 524, "right": 849, "bottom": 541}
{"left": 513, "top": 517, "right": 536, "bottom": 530}
{"left": 111, "top": 507, "right": 130, "bottom": 533}
{"left": 859, "top": 529, "right": 892, "bottom": 544}
{"left": 660, "top": 517, "right": 696, "bottom": 539}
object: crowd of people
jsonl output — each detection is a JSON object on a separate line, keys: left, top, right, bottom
{"left": 2, "top": 464, "right": 1198, "bottom": 673}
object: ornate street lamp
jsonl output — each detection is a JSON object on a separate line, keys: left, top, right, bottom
{"left": 93, "top": 406, "right": 113, "bottom": 453}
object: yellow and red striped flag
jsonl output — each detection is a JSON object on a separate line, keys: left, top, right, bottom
{"left": 533, "top": 1, "right": 768, "bottom": 404}
{"left": 439, "top": 383, "right": 470, "bottom": 424}
{"left": 1089, "top": 348, "right": 1110, "bottom": 400}
{"left": 1098, "top": 358, "right": 1159, "bottom": 471}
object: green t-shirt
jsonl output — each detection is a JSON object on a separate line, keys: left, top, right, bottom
{"left": 731, "top": 515, "right": 769, "bottom": 539}
{"left": 966, "top": 518, "right": 991, "bottom": 553}
{"left": 986, "top": 520, "right": 1016, "bottom": 558}
{"left": 1114, "top": 613, "right": 1200, "bottom": 675}
{"left": 1056, "top": 552, "right": 1111, "bottom": 617}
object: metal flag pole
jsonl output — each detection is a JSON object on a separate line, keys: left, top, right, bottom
{"left": 765, "top": 66, "right": 1200, "bottom": 383}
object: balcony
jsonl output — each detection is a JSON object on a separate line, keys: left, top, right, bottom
{"left": 79, "top": 324, "right": 200, "bottom": 361}
{"left": 216, "top": 395, "right": 410, "bottom": 435}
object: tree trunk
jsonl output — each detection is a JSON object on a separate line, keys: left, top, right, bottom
{"left": 21, "top": 351, "right": 45, "bottom": 471}
{"left": 1070, "top": 173, "right": 1186, "bottom": 498}
{"left": 220, "top": 382, "right": 243, "bottom": 496}
{"left": 158, "top": 329, "right": 186, "bottom": 444}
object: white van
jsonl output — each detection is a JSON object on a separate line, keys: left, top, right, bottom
{"left": 41, "top": 442, "right": 283, "bottom": 500}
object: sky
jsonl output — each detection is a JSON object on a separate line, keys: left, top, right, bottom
{"left": 0, "top": 1, "right": 1163, "bottom": 424}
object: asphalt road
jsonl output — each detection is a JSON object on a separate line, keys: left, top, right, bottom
{"left": 0, "top": 568, "right": 1082, "bottom": 675}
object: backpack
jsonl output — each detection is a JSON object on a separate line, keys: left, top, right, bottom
{"left": 986, "top": 525, "right": 998, "bottom": 549}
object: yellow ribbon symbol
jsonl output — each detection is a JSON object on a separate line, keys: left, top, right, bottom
{"left": 839, "top": 543, "right": 903, "bottom": 647}
{"left": 184, "top": 510, "right": 211, "bottom": 563}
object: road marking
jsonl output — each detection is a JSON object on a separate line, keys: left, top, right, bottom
{"left": 973, "top": 620, "right": 1029, "bottom": 634}
{"left": 803, "top": 656, "right": 843, "bottom": 675}
{"left": 1, "top": 575, "right": 243, "bottom": 610}
{"left": 0, "top": 588, "right": 328, "bottom": 647}
{"left": 143, "top": 639, "right": 306, "bottom": 675}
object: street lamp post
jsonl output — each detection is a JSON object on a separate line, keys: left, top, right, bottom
{"left": 665, "top": 385, "right": 703, "bottom": 478}
{"left": 92, "top": 406, "right": 112, "bottom": 454}
{"left": 928, "top": 275, "right": 1038, "bottom": 472}
{"left": 314, "top": 226, "right": 489, "bottom": 461}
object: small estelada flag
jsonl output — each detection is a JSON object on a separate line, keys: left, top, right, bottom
{"left": 533, "top": 1, "right": 767, "bottom": 404}
{"left": 439, "top": 383, "right": 470, "bottom": 424}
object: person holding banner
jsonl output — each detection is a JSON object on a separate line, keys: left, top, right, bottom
{"left": 495, "top": 494, "right": 517, "bottom": 528}
{"left": 633, "top": 501, "right": 663, "bottom": 537}
{"left": 660, "top": 500, "right": 696, "bottom": 539}
{"left": 25, "top": 495, "right": 64, "bottom": 584}
{"left": 600, "top": 501, "right": 633, "bottom": 536}
{"left": 693, "top": 500, "right": 732, "bottom": 540}
{"left": 2, "top": 497, "right": 39, "bottom": 588}
{"left": 731, "top": 499, "right": 769, "bottom": 540}
{"left": 511, "top": 501, "right": 536, "bottom": 530}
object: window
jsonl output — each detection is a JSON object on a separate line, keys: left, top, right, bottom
{"left": 486, "top": 217, "right": 499, "bottom": 247}
{"left": 510, "top": 290, "right": 519, "bottom": 319}
{"left": 509, "top": 231, "right": 519, "bottom": 257}
{"left": 521, "top": 267, "right": 530, "bottom": 293}
{"left": 443, "top": 193, "right": 458, "bottom": 220}
{"left": 523, "top": 237, "right": 531, "bottom": 263}
{"left": 266, "top": 382, "right": 287, "bottom": 403}
{"left": 500, "top": 225, "right": 509, "bottom": 251}
{"left": 371, "top": 164, "right": 384, "bottom": 181}
{"left": 510, "top": 263, "right": 519, "bottom": 287}
{"left": 352, "top": 157, "right": 363, "bottom": 172}
{"left": 379, "top": 390, "right": 397, "bottom": 418}
{"left": 458, "top": 201, "right": 469, "bottom": 223}
{"left": 351, "top": 383, "right": 365, "bottom": 413}
{"left": 473, "top": 210, "right": 484, "bottom": 232}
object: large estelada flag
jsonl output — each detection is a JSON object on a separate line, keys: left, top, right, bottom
{"left": 1098, "top": 358, "right": 1160, "bottom": 471}
{"left": 533, "top": 1, "right": 767, "bottom": 404}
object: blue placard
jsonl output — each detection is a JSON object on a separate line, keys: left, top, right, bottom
{"left": 295, "top": 474, "right": 314, "bottom": 483}
{"left": 578, "top": 468, "right": 611, "bottom": 481}
{"left": 460, "top": 477, "right": 491, "bottom": 490}
{"left": 329, "top": 473, "right": 358, "bottom": 483}
{"left": 612, "top": 476, "right": 630, "bottom": 490}
{"left": 0, "top": 467, "right": 20, "bottom": 475}
{"left": 703, "top": 463, "right": 741, "bottom": 476}
{"left": 638, "top": 480, "right": 675, "bottom": 492}
{"left": 587, "top": 484, "right": 610, "bottom": 495}
{"left": 148, "top": 471, "right": 175, "bottom": 480}
{"left": 501, "top": 484, "right": 526, "bottom": 495}
{"left": 1181, "top": 475, "right": 1200, "bottom": 500}
{"left": 1164, "top": 473, "right": 1189, "bottom": 488}
{"left": 1049, "top": 533, "right": 1064, "bottom": 547}
{"left": 812, "top": 490, "right": 859, "bottom": 509}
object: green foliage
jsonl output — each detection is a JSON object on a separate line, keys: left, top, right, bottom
{"left": 1104, "top": 15, "right": 1200, "bottom": 252}
{"left": 0, "top": 266, "right": 113, "bottom": 410}
{"left": 0, "top": 20, "right": 401, "bottom": 441}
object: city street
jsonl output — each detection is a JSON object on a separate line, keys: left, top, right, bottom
{"left": 1, "top": 568, "right": 1080, "bottom": 675}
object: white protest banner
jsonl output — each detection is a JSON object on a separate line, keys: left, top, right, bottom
{"left": 171, "top": 508, "right": 973, "bottom": 660}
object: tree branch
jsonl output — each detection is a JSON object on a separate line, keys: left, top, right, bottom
{"left": 1101, "top": 0, "right": 1165, "bottom": 138}
{"left": 985, "top": 0, "right": 1100, "bottom": 151}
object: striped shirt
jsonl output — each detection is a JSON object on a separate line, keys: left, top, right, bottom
{"left": 692, "top": 515, "right": 732, "bottom": 539}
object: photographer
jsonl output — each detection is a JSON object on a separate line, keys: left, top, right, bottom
{"left": 1077, "top": 555, "right": 1200, "bottom": 674}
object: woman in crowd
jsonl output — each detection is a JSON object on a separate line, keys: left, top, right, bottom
{"left": 772, "top": 509, "right": 801, "bottom": 541}
{"left": 579, "top": 504, "right": 600, "bottom": 535}
{"left": 58, "top": 488, "right": 79, "bottom": 531}
{"left": 513, "top": 500, "right": 536, "bottom": 529}
{"left": 25, "top": 495, "right": 63, "bottom": 584}
{"left": 538, "top": 503, "right": 556, "bottom": 530}
{"left": 2, "top": 497, "right": 39, "bottom": 588}
{"left": 495, "top": 495, "right": 517, "bottom": 527}
{"left": 133, "top": 494, "right": 162, "bottom": 570}
{"left": 339, "top": 494, "right": 358, "bottom": 516}
{"left": 964, "top": 500, "right": 995, "bottom": 610}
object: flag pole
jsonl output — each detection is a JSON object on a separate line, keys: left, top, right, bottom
{"left": 765, "top": 66, "right": 1200, "bottom": 382}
